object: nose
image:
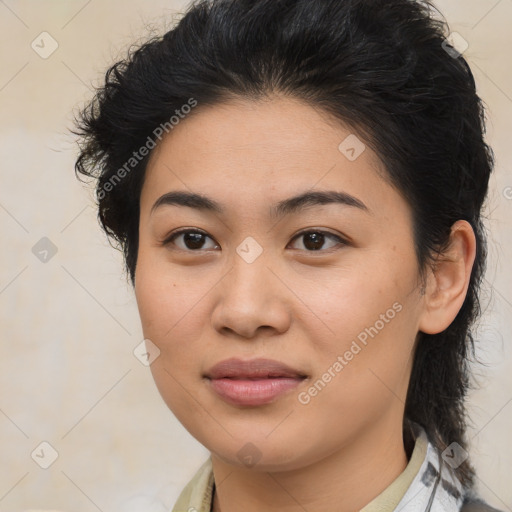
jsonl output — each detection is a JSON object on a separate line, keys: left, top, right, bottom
{"left": 210, "top": 249, "right": 292, "bottom": 340}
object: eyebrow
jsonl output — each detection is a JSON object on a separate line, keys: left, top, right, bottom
{"left": 150, "top": 189, "right": 370, "bottom": 218}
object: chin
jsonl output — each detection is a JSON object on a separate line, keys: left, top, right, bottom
{"left": 197, "top": 427, "right": 319, "bottom": 473}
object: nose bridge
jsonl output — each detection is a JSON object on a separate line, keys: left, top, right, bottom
{"left": 211, "top": 236, "right": 290, "bottom": 337}
{"left": 228, "top": 235, "right": 275, "bottom": 303}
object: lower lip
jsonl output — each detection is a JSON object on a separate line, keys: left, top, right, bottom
{"left": 208, "top": 377, "right": 305, "bottom": 406}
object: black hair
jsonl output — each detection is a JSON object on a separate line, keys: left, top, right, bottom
{"left": 74, "top": 0, "right": 494, "bottom": 488}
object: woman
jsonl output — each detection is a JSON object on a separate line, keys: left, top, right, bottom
{"left": 73, "top": 0, "right": 503, "bottom": 511}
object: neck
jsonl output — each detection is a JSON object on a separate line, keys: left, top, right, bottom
{"left": 211, "top": 419, "right": 409, "bottom": 512}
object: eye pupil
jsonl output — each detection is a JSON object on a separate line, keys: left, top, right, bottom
{"left": 184, "top": 232, "right": 205, "bottom": 249}
{"left": 303, "top": 232, "right": 325, "bottom": 251}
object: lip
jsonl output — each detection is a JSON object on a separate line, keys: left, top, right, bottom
{"left": 204, "top": 358, "right": 307, "bottom": 406}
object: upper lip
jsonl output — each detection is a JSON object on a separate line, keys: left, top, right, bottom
{"left": 205, "top": 358, "right": 307, "bottom": 380}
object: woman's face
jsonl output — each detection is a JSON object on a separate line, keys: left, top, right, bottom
{"left": 135, "top": 96, "right": 426, "bottom": 471}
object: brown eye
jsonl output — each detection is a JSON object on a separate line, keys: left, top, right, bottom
{"left": 289, "top": 230, "right": 346, "bottom": 252}
{"left": 163, "top": 229, "right": 219, "bottom": 251}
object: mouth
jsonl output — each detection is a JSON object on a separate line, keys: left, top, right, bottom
{"left": 204, "top": 358, "right": 308, "bottom": 406}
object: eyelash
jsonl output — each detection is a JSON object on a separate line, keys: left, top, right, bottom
{"left": 160, "top": 228, "right": 348, "bottom": 253}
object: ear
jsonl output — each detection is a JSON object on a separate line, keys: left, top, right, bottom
{"left": 418, "top": 220, "right": 477, "bottom": 335}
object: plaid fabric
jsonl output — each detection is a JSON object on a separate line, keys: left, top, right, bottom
{"left": 391, "top": 424, "right": 464, "bottom": 512}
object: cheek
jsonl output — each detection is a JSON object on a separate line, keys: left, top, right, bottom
{"left": 299, "top": 306, "right": 416, "bottom": 440}
{"left": 135, "top": 260, "right": 206, "bottom": 419}
{"left": 294, "top": 262, "right": 408, "bottom": 348}
{"left": 134, "top": 268, "right": 169, "bottom": 338}
{"left": 134, "top": 252, "right": 217, "bottom": 395}
{"left": 305, "top": 253, "right": 419, "bottom": 390}
{"left": 135, "top": 249, "right": 200, "bottom": 338}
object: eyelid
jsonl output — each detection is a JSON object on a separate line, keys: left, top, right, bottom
{"left": 291, "top": 228, "right": 347, "bottom": 243}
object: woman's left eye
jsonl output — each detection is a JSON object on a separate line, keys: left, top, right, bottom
{"left": 288, "top": 230, "right": 346, "bottom": 252}
{"left": 161, "top": 229, "right": 346, "bottom": 252}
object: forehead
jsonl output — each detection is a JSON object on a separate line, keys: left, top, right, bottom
{"left": 141, "top": 95, "right": 401, "bottom": 220}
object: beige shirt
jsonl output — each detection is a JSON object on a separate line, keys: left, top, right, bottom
{"left": 171, "top": 429, "right": 428, "bottom": 512}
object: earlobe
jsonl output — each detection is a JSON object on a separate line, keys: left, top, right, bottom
{"left": 418, "top": 220, "right": 477, "bottom": 335}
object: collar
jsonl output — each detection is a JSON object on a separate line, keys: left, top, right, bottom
{"left": 171, "top": 423, "right": 466, "bottom": 512}
{"left": 362, "top": 422, "right": 465, "bottom": 512}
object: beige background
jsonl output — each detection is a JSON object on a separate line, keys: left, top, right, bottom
{"left": 0, "top": 1, "right": 511, "bottom": 511}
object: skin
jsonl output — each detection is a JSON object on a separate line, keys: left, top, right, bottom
{"left": 134, "top": 95, "right": 476, "bottom": 512}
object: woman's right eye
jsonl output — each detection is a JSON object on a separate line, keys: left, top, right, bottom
{"left": 162, "top": 229, "right": 219, "bottom": 251}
